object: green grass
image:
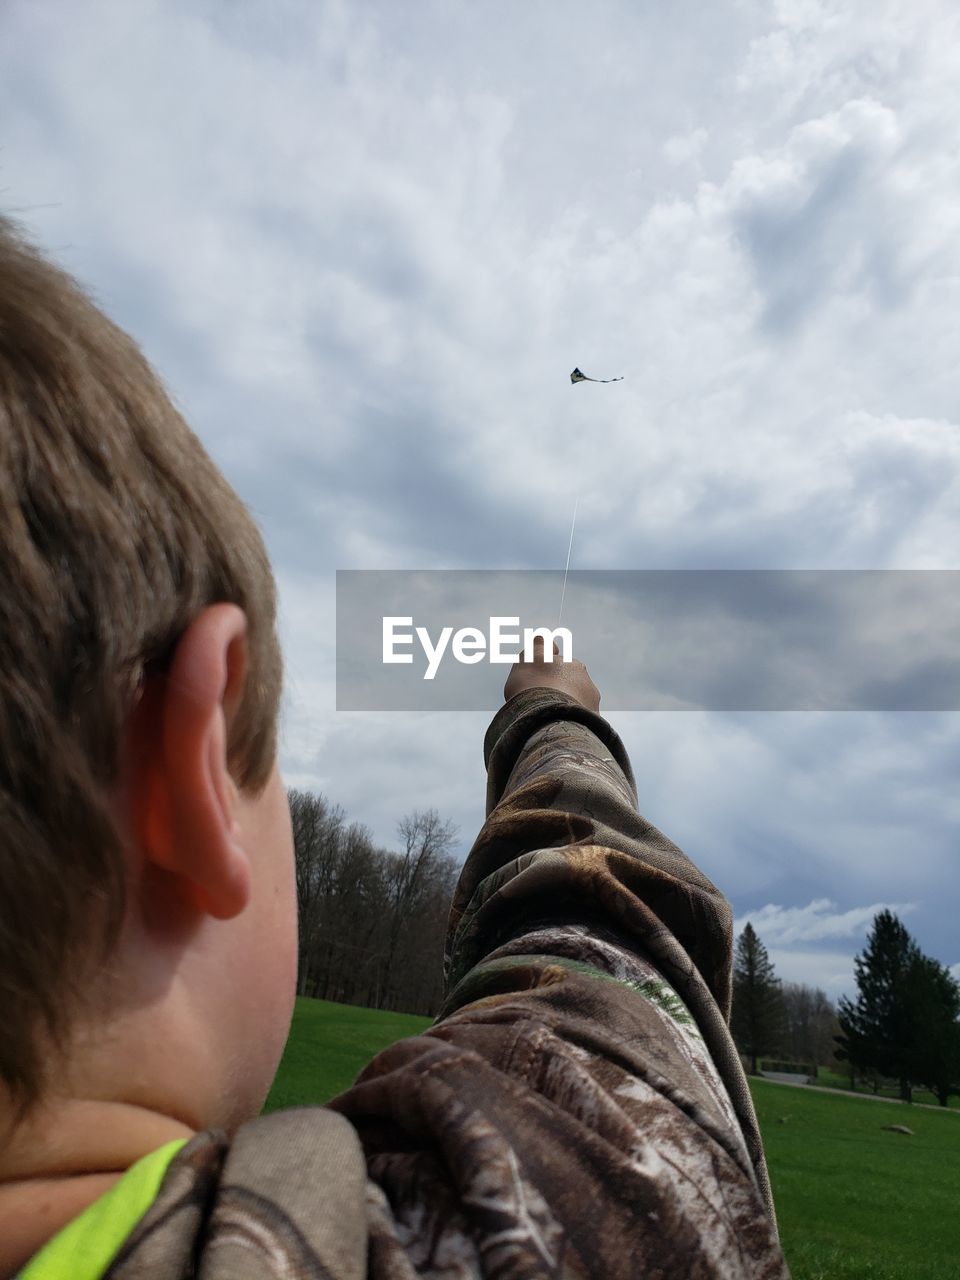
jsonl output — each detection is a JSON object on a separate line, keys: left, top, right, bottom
{"left": 752, "top": 1077, "right": 960, "bottom": 1280}
{"left": 263, "top": 996, "right": 431, "bottom": 1111}
{"left": 267, "top": 999, "right": 960, "bottom": 1278}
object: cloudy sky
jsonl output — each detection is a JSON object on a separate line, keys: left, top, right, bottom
{"left": 3, "top": 0, "right": 958, "bottom": 998}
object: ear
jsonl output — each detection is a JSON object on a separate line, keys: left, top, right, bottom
{"left": 131, "top": 604, "right": 252, "bottom": 921}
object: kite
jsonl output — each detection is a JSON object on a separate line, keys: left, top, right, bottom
{"left": 558, "top": 367, "right": 622, "bottom": 621}
{"left": 570, "top": 367, "right": 623, "bottom": 384}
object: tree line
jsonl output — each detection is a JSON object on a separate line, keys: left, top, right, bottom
{"left": 732, "top": 912, "right": 960, "bottom": 1105}
{"left": 290, "top": 788, "right": 459, "bottom": 1017}
{"left": 289, "top": 788, "right": 960, "bottom": 1104}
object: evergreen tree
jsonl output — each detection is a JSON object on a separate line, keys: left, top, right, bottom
{"left": 731, "top": 923, "right": 785, "bottom": 1074}
{"left": 903, "top": 953, "right": 960, "bottom": 1107}
{"left": 836, "top": 910, "right": 918, "bottom": 1101}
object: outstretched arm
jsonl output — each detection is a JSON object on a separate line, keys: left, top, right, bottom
{"left": 331, "top": 645, "right": 788, "bottom": 1278}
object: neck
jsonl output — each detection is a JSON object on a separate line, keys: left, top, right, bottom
{"left": 0, "top": 1098, "right": 194, "bottom": 1276}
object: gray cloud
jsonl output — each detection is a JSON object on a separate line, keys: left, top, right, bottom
{"left": 2, "top": 0, "right": 958, "bottom": 987}
{"left": 336, "top": 570, "right": 960, "bottom": 711}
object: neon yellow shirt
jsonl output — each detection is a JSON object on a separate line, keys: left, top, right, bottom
{"left": 17, "top": 1139, "right": 188, "bottom": 1280}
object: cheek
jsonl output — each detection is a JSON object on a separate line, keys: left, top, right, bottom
{"left": 272, "top": 785, "right": 299, "bottom": 983}
{"left": 265, "top": 778, "right": 299, "bottom": 1036}
{"left": 238, "top": 770, "right": 299, "bottom": 1099}
{"left": 273, "top": 846, "right": 299, "bottom": 1014}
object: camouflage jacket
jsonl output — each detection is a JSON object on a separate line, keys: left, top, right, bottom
{"left": 104, "top": 690, "right": 790, "bottom": 1278}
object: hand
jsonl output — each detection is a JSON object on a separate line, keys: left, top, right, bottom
{"left": 503, "top": 637, "right": 601, "bottom": 713}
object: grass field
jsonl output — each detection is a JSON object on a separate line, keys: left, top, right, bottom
{"left": 263, "top": 996, "right": 431, "bottom": 1110}
{"left": 267, "top": 997, "right": 960, "bottom": 1279}
{"left": 751, "top": 1078, "right": 959, "bottom": 1280}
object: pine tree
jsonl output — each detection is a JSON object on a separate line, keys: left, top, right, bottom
{"left": 836, "top": 910, "right": 918, "bottom": 1101}
{"left": 902, "top": 953, "right": 960, "bottom": 1107}
{"left": 731, "top": 923, "right": 785, "bottom": 1074}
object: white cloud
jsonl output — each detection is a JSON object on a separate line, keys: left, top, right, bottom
{"left": 767, "top": 948, "right": 856, "bottom": 1000}
{"left": 662, "top": 128, "right": 709, "bottom": 167}
{"left": 7, "top": 0, "right": 960, "bottom": 572}
{"left": 1, "top": 0, "right": 958, "bottom": 973}
{"left": 735, "top": 898, "right": 915, "bottom": 945}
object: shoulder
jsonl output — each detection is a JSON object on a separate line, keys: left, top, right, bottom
{"left": 105, "top": 1109, "right": 368, "bottom": 1279}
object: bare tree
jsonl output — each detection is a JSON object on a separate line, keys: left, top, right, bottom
{"left": 381, "top": 811, "right": 458, "bottom": 1010}
{"left": 288, "top": 792, "right": 460, "bottom": 1016}
{"left": 780, "top": 983, "right": 839, "bottom": 1072}
{"left": 289, "top": 789, "right": 344, "bottom": 997}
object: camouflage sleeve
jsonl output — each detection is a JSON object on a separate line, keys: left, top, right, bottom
{"left": 109, "top": 691, "right": 789, "bottom": 1279}
{"left": 327, "top": 689, "right": 790, "bottom": 1278}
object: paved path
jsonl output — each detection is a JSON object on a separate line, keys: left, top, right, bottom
{"left": 758, "top": 1077, "right": 958, "bottom": 1113}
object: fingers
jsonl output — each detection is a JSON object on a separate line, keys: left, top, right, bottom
{"left": 502, "top": 636, "right": 601, "bottom": 713}
{"left": 524, "top": 635, "right": 561, "bottom": 662}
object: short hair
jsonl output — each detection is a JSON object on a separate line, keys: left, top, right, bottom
{"left": 0, "top": 217, "right": 283, "bottom": 1109}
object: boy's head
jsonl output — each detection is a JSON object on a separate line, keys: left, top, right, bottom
{"left": 0, "top": 217, "right": 295, "bottom": 1125}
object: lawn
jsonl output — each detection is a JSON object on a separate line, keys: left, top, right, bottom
{"left": 263, "top": 996, "right": 431, "bottom": 1110}
{"left": 266, "top": 998, "right": 960, "bottom": 1279}
{"left": 752, "top": 1078, "right": 959, "bottom": 1280}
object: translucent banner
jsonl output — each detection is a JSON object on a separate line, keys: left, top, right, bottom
{"left": 335, "top": 570, "right": 960, "bottom": 712}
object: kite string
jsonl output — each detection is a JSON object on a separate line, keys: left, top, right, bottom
{"left": 557, "top": 494, "right": 579, "bottom": 627}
